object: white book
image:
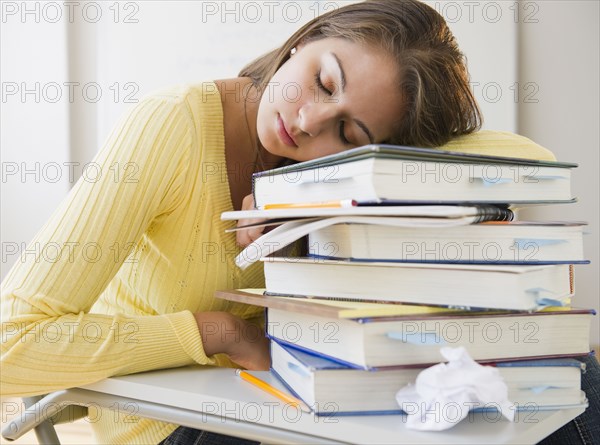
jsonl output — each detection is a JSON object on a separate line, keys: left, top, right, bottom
{"left": 221, "top": 204, "right": 514, "bottom": 222}
{"left": 308, "top": 221, "right": 587, "bottom": 264}
{"left": 271, "top": 340, "right": 587, "bottom": 415}
{"left": 266, "top": 307, "right": 593, "bottom": 368}
{"left": 252, "top": 145, "right": 577, "bottom": 207}
{"left": 262, "top": 258, "right": 574, "bottom": 311}
{"left": 226, "top": 208, "right": 515, "bottom": 270}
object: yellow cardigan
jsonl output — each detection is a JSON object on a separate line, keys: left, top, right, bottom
{"left": 1, "top": 79, "right": 556, "bottom": 443}
{"left": 1, "top": 82, "right": 265, "bottom": 444}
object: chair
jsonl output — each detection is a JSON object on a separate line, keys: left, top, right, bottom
{"left": 2, "top": 393, "right": 88, "bottom": 444}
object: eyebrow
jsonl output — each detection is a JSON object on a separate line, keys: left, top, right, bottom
{"left": 330, "top": 52, "right": 375, "bottom": 145}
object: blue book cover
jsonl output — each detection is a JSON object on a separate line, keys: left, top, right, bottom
{"left": 272, "top": 339, "right": 359, "bottom": 371}
{"left": 269, "top": 339, "right": 408, "bottom": 416}
{"left": 274, "top": 338, "right": 589, "bottom": 372}
{"left": 307, "top": 253, "right": 590, "bottom": 265}
{"left": 270, "top": 339, "right": 587, "bottom": 416}
{"left": 494, "top": 356, "right": 590, "bottom": 369}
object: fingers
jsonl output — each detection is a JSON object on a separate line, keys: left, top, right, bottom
{"left": 236, "top": 224, "right": 266, "bottom": 247}
{"left": 236, "top": 194, "right": 267, "bottom": 247}
{"left": 225, "top": 316, "right": 271, "bottom": 371}
{"left": 241, "top": 194, "right": 256, "bottom": 211}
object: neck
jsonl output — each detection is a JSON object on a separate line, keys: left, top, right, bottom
{"left": 214, "top": 77, "right": 283, "bottom": 210}
{"left": 216, "top": 78, "right": 283, "bottom": 169}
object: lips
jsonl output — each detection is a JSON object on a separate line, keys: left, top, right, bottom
{"left": 276, "top": 114, "right": 298, "bottom": 147}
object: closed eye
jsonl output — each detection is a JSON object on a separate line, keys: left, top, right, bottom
{"left": 339, "top": 121, "right": 351, "bottom": 145}
{"left": 315, "top": 70, "right": 352, "bottom": 145}
{"left": 315, "top": 70, "right": 332, "bottom": 95}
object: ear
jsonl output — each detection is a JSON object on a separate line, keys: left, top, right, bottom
{"left": 290, "top": 42, "right": 306, "bottom": 55}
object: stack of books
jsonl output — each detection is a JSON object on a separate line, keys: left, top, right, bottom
{"left": 219, "top": 144, "right": 593, "bottom": 417}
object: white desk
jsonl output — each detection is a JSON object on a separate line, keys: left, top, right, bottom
{"left": 3, "top": 366, "right": 586, "bottom": 445}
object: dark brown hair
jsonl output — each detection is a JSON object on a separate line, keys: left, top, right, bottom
{"left": 239, "top": 0, "right": 482, "bottom": 147}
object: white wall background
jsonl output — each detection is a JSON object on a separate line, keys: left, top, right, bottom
{"left": 1, "top": 1, "right": 598, "bottom": 348}
{"left": 517, "top": 0, "right": 599, "bottom": 351}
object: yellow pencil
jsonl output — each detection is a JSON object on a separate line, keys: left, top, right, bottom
{"left": 235, "top": 369, "right": 311, "bottom": 413}
{"left": 262, "top": 199, "right": 357, "bottom": 210}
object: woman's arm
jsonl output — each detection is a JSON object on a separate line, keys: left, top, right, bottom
{"left": 0, "top": 90, "right": 226, "bottom": 397}
{"left": 194, "top": 312, "right": 270, "bottom": 371}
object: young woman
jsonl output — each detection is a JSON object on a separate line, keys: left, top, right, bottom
{"left": 2, "top": 1, "right": 597, "bottom": 444}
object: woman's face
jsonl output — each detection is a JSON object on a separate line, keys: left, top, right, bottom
{"left": 256, "top": 37, "right": 404, "bottom": 162}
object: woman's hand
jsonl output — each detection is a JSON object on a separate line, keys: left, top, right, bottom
{"left": 194, "top": 311, "right": 271, "bottom": 371}
{"left": 236, "top": 194, "right": 267, "bottom": 248}
{"left": 225, "top": 317, "right": 271, "bottom": 371}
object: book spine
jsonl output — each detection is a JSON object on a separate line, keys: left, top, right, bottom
{"left": 473, "top": 205, "right": 514, "bottom": 223}
{"left": 251, "top": 173, "right": 259, "bottom": 209}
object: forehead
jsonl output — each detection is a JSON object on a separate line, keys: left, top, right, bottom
{"left": 312, "top": 38, "right": 403, "bottom": 142}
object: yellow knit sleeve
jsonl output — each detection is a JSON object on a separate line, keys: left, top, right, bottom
{"left": 1, "top": 91, "right": 214, "bottom": 397}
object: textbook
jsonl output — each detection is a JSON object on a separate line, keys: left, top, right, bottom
{"left": 227, "top": 209, "right": 515, "bottom": 270}
{"left": 221, "top": 204, "right": 514, "bottom": 223}
{"left": 251, "top": 144, "right": 577, "bottom": 207}
{"left": 215, "top": 288, "right": 470, "bottom": 319}
{"left": 266, "top": 307, "right": 593, "bottom": 368}
{"left": 262, "top": 257, "right": 574, "bottom": 310}
{"left": 270, "top": 340, "right": 587, "bottom": 415}
{"left": 308, "top": 220, "right": 588, "bottom": 264}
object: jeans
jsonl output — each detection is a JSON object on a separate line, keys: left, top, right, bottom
{"left": 160, "top": 355, "right": 600, "bottom": 445}
{"left": 539, "top": 354, "right": 600, "bottom": 445}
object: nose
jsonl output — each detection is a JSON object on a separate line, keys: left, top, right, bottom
{"left": 298, "top": 101, "right": 339, "bottom": 138}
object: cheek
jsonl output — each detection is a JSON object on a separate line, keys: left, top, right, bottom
{"left": 256, "top": 97, "right": 272, "bottom": 146}
{"left": 303, "top": 139, "right": 349, "bottom": 161}
{"left": 273, "top": 63, "right": 314, "bottom": 104}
